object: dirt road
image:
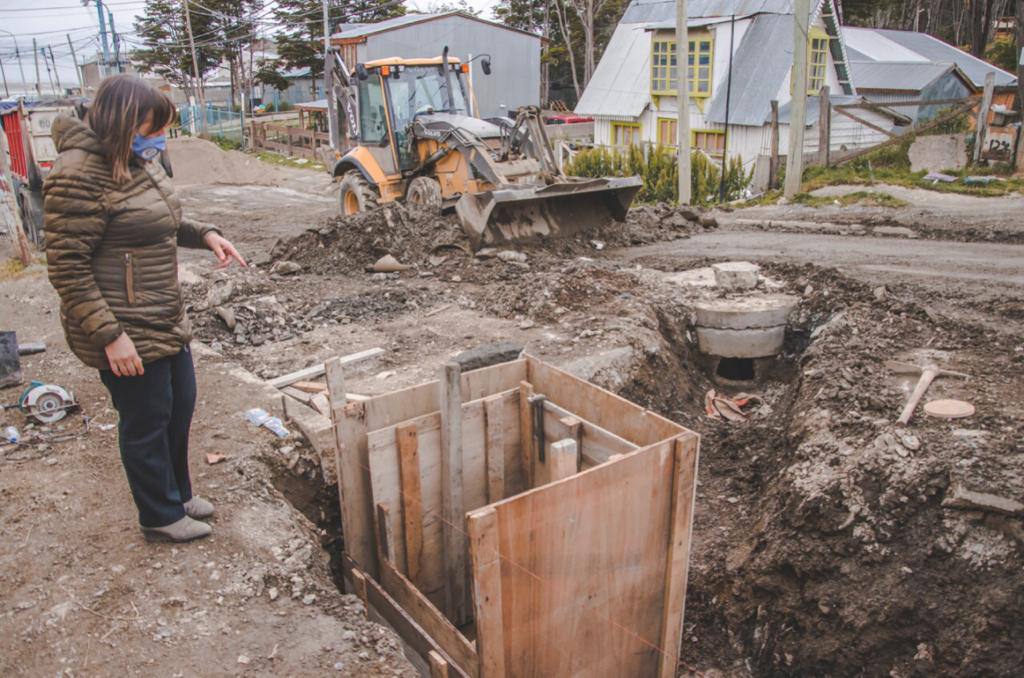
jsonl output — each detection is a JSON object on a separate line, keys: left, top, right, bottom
{"left": 2, "top": 145, "right": 1021, "bottom": 677}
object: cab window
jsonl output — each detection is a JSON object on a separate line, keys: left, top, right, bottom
{"left": 359, "top": 74, "right": 388, "bottom": 144}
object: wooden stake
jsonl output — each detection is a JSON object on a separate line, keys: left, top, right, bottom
{"left": 818, "top": 85, "right": 830, "bottom": 167}
{"left": 468, "top": 507, "right": 506, "bottom": 678}
{"left": 769, "top": 99, "right": 780, "bottom": 189}
{"left": 973, "top": 71, "right": 996, "bottom": 165}
{"left": 484, "top": 395, "right": 505, "bottom": 503}
{"left": 440, "top": 362, "right": 468, "bottom": 624}
{"left": 656, "top": 434, "right": 700, "bottom": 678}
{"left": 376, "top": 502, "right": 396, "bottom": 564}
{"left": 397, "top": 422, "right": 424, "bottom": 584}
{"left": 428, "top": 650, "right": 450, "bottom": 678}
{"left": 518, "top": 381, "right": 535, "bottom": 488}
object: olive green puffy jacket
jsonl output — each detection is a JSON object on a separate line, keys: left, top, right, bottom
{"left": 43, "top": 116, "right": 219, "bottom": 370}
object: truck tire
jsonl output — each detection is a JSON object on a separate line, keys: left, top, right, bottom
{"left": 339, "top": 170, "right": 380, "bottom": 216}
{"left": 406, "top": 176, "right": 443, "bottom": 210}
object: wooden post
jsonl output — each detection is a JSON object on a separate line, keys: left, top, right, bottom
{"left": 656, "top": 435, "right": 700, "bottom": 678}
{"left": 428, "top": 650, "right": 450, "bottom": 678}
{"left": 440, "top": 362, "right": 468, "bottom": 624}
{"left": 548, "top": 438, "right": 578, "bottom": 483}
{"left": 784, "top": 0, "right": 811, "bottom": 198}
{"left": 818, "top": 85, "right": 831, "bottom": 167}
{"left": 376, "top": 503, "right": 396, "bottom": 564}
{"left": 468, "top": 507, "right": 506, "bottom": 678}
{"left": 0, "top": 126, "right": 32, "bottom": 266}
{"left": 973, "top": 71, "right": 996, "bottom": 165}
{"left": 484, "top": 395, "right": 505, "bottom": 503}
{"left": 397, "top": 422, "right": 424, "bottom": 584}
{"left": 769, "top": 99, "right": 780, "bottom": 190}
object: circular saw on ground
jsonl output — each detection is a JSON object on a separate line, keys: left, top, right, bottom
{"left": 6, "top": 381, "right": 78, "bottom": 424}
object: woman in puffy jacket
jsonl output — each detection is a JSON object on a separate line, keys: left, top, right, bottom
{"left": 43, "top": 74, "right": 246, "bottom": 542}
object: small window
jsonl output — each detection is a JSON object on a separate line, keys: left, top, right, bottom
{"left": 649, "top": 33, "right": 714, "bottom": 97}
{"left": 693, "top": 129, "right": 725, "bottom": 155}
{"left": 612, "top": 122, "right": 640, "bottom": 147}
{"left": 657, "top": 117, "right": 677, "bottom": 146}
{"left": 808, "top": 33, "right": 829, "bottom": 93}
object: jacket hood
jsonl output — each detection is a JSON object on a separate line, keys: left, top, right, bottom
{"left": 52, "top": 115, "right": 106, "bottom": 156}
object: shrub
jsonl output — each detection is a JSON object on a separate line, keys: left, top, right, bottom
{"left": 565, "top": 144, "right": 752, "bottom": 205}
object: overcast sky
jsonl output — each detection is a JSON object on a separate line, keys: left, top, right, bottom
{"left": 0, "top": 0, "right": 499, "bottom": 92}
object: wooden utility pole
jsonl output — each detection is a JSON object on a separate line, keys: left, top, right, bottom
{"left": 676, "top": 0, "right": 692, "bottom": 204}
{"left": 32, "top": 38, "right": 42, "bottom": 97}
{"left": 769, "top": 99, "right": 780, "bottom": 189}
{"left": 1015, "top": 0, "right": 1024, "bottom": 172}
{"left": 322, "top": 0, "right": 336, "bottom": 150}
{"left": 784, "top": 0, "right": 810, "bottom": 198}
{"left": 67, "top": 34, "right": 84, "bottom": 93}
{"left": 973, "top": 71, "right": 995, "bottom": 165}
{"left": 183, "top": 0, "right": 207, "bottom": 134}
{"left": 0, "top": 130, "right": 33, "bottom": 266}
{"left": 818, "top": 85, "right": 831, "bottom": 167}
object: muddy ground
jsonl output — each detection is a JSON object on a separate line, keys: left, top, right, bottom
{"left": 1, "top": 142, "right": 1021, "bottom": 677}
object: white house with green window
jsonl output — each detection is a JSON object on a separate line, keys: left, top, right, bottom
{"left": 576, "top": 0, "right": 901, "bottom": 189}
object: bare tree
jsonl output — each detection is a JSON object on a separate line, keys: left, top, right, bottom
{"left": 552, "top": 0, "right": 582, "bottom": 98}
{"left": 564, "top": 0, "right": 610, "bottom": 86}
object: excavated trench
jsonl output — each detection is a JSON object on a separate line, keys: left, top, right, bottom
{"left": 263, "top": 264, "right": 1023, "bottom": 677}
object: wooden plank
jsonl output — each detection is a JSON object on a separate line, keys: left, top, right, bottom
{"left": 518, "top": 381, "right": 535, "bottom": 488}
{"left": 282, "top": 386, "right": 313, "bottom": 405}
{"left": 769, "top": 100, "right": 780, "bottom": 189}
{"left": 363, "top": 359, "right": 527, "bottom": 432}
{"left": 526, "top": 355, "right": 684, "bottom": 447}
{"left": 440, "top": 362, "right": 468, "bottom": 624}
{"left": 267, "top": 347, "right": 384, "bottom": 389}
{"left": 467, "top": 508, "right": 506, "bottom": 678}
{"left": 548, "top": 438, "right": 578, "bottom": 483}
{"left": 293, "top": 380, "right": 328, "bottom": 393}
{"left": 484, "top": 396, "right": 505, "bottom": 503}
{"left": 429, "top": 650, "right": 450, "bottom": 678}
{"left": 325, "top": 358, "right": 362, "bottom": 578}
{"left": 973, "top": 72, "right": 995, "bottom": 165}
{"left": 376, "top": 502, "right": 396, "bottom": 565}
{"left": 833, "top": 105, "right": 896, "bottom": 139}
{"left": 657, "top": 434, "right": 701, "bottom": 678}
{"left": 380, "top": 560, "right": 479, "bottom": 678}
{"left": 818, "top": 85, "right": 831, "bottom": 166}
{"left": 352, "top": 567, "right": 368, "bottom": 607}
{"left": 398, "top": 422, "right": 424, "bottom": 584}
{"left": 367, "top": 392, "right": 518, "bottom": 608}
{"left": 490, "top": 438, "right": 680, "bottom": 676}
{"left": 347, "top": 558, "right": 469, "bottom": 678}
{"left": 338, "top": 398, "right": 377, "bottom": 577}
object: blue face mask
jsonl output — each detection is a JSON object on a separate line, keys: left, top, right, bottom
{"left": 132, "top": 133, "right": 166, "bottom": 161}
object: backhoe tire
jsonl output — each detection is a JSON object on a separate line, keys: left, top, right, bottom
{"left": 339, "top": 170, "right": 380, "bottom": 216}
{"left": 406, "top": 176, "right": 443, "bottom": 210}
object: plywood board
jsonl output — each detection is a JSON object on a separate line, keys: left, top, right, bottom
{"left": 488, "top": 439, "right": 679, "bottom": 677}
{"left": 367, "top": 389, "right": 521, "bottom": 609}
{"left": 526, "top": 355, "right": 684, "bottom": 446}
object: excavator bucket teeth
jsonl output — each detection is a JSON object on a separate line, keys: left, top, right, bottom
{"left": 456, "top": 176, "right": 643, "bottom": 249}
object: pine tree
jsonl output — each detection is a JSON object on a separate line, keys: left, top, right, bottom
{"left": 133, "top": 0, "right": 221, "bottom": 98}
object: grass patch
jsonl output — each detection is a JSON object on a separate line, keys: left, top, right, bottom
{"left": 792, "top": 190, "right": 909, "bottom": 208}
{"left": 0, "top": 255, "right": 44, "bottom": 279}
{"left": 255, "top": 151, "right": 326, "bottom": 172}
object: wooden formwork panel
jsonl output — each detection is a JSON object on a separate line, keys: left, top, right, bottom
{"left": 331, "top": 355, "right": 699, "bottom": 678}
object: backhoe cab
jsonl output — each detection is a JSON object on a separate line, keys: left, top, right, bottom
{"left": 326, "top": 50, "right": 641, "bottom": 249}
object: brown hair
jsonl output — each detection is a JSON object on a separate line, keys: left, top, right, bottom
{"left": 87, "top": 74, "right": 175, "bottom": 183}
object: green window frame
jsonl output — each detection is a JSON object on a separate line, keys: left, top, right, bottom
{"left": 611, "top": 121, "right": 641, "bottom": 147}
{"left": 650, "top": 32, "right": 714, "bottom": 98}
{"left": 807, "top": 28, "right": 829, "bottom": 94}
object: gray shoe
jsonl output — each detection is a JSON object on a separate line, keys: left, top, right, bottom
{"left": 184, "top": 496, "right": 214, "bottom": 520}
{"left": 141, "top": 516, "right": 212, "bottom": 542}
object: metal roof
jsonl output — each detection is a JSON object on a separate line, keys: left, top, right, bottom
{"left": 621, "top": 0, "right": 797, "bottom": 24}
{"left": 704, "top": 13, "right": 792, "bottom": 126}
{"left": 849, "top": 60, "right": 961, "bottom": 92}
{"left": 843, "top": 27, "right": 1016, "bottom": 88}
{"left": 331, "top": 11, "right": 542, "bottom": 42}
{"left": 574, "top": 22, "right": 651, "bottom": 118}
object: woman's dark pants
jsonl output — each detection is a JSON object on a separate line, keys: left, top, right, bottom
{"left": 99, "top": 346, "right": 196, "bottom": 528}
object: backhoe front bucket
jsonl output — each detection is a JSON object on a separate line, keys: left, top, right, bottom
{"left": 456, "top": 176, "right": 643, "bottom": 250}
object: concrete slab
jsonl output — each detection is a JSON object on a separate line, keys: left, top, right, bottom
{"left": 664, "top": 267, "right": 717, "bottom": 288}
{"left": 694, "top": 294, "right": 799, "bottom": 330}
{"left": 908, "top": 134, "right": 967, "bottom": 173}
{"left": 696, "top": 326, "right": 785, "bottom": 358}
{"left": 712, "top": 261, "right": 760, "bottom": 291}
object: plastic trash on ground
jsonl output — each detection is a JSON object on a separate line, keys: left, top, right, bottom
{"left": 3, "top": 426, "right": 20, "bottom": 444}
{"left": 245, "top": 408, "right": 290, "bottom": 438}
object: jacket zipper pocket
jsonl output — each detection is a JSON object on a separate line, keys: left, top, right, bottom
{"left": 124, "top": 252, "right": 136, "bottom": 304}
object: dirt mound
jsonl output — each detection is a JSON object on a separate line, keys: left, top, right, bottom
{"left": 167, "top": 136, "right": 302, "bottom": 187}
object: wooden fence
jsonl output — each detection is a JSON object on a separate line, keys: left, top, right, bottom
{"left": 250, "top": 121, "right": 331, "bottom": 160}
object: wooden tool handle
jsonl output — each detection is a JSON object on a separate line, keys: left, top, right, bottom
{"left": 898, "top": 368, "right": 937, "bottom": 425}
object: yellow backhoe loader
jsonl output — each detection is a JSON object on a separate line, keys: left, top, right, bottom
{"left": 321, "top": 47, "right": 641, "bottom": 249}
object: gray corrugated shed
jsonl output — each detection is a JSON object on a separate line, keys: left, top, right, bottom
{"left": 574, "top": 22, "right": 651, "bottom": 118}
{"left": 850, "top": 61, "right": 955, "bottom": 92}
{"left": 331, "top": 11, "right": 541, "bottom": 42}
{"left": 622, "top": 0, "right": 795, "bottom": 24}
{"left": 843, "top": 27, "right": 1016, "bottom": 88}
{"left": 704, "top": 13, "right": 791, "bottom": 126}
